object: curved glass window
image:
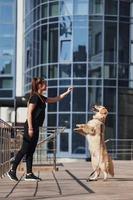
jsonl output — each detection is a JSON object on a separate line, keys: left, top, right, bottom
{"left": 48, "top": 88, "right": 57, "bottom": 112}
{"left": 41, "top": 25, "right": 48, "bottom": 64}
{"left": 49, "top": 23, "right": 58, "bottom": 63}
{"left": 88, "top": 63, "right": 101, "bottom": 78}
{"left": 104, "top": 64, "right": 116, "bottom": 79}
{"left": 49, "top": 1, "right": 59, "bottom": 17}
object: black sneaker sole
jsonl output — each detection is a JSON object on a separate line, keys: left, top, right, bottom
{"left": 7, "top": 172, "right": 18, "bottom": 181}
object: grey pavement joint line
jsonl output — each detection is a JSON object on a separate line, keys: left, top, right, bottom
{"left": 5, "top": 172, "right": 25, "bottom": 198}
{"left": 52, "top": 171, "right": 62, "bottom": 195}
{"left": 65, "top": 170, "right": 95, "bottom": 194}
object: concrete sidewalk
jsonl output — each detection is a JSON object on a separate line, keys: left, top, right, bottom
{"left": 0, "top": 160, "right": 133, "bottom": 200}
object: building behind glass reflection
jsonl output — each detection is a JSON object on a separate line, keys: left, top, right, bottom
{"left": 24, "top": 0, "right": 132, "bottom": 158}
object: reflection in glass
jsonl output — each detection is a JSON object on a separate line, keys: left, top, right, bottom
{"left": 89, "top": 0, "right": 104, "bottom": 15}
{"left": 104, "top": 88, "right": 116, "bottom": 112}
{"left": 88, "top": 63, "right": 101, "bottom": 78}
{"left": 104, "top": 64, "right": 116, "bottom": 78}
{"left": 105, "top": 0, "right": 118, "bottom": 15}
{"left": 59, "top": 64, "right": 71, "bottom": 77}
{"left": 48, "top": 114, "right": 57, "bottom": 126}
{"left": 72, "top": 114, "right": 85, "bottom": 154}
{"left": 0, "top": 24, "right": 14, "bottom": 37}
{"left": 73, "top": 64, "right": 86, "bottom": 77}
{"left": 73, "top": 27, "right": 87, "bottom": 61}
{"left": 73, "top": 87, "right": 86, "bottom": 111}
{"left": 89, "top": 21, "right": 103, "bottom": 62}
{"left": 104, "top": 22, "right": 117, "bottom": 62}
{"left": 74, "top": 0, "right": 88, "bottom": 15}
{"left": 60, "top": 16, "right": 72, "bottom": 40}
{"left": 88, "top": 87, "right": 102, "bottom": 108}
{"left": 60, "top": 0, "right": 73, "bottom": 16}
{"left": 60, "top": 40, "right": 71, "bottom": 61}
{"left": 59, "top": 114, "right": 70, "bottom": 128}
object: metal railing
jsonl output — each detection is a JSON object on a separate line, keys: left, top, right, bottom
{"left": 106, "top": 139, "right": 133, "bottom": 160}
{"left": 0, "top": 119, "right": 11, "bottom": 178}
{"left": 34, "top": 126, "right": 65, "bottom": 170}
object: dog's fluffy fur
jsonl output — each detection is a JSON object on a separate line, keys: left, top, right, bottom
{"left": 74, "top": 105, "right": 114, "bottom": 181}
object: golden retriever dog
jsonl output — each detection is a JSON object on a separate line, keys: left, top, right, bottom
{"left": 74, "top": 105, "right": 114, "bottom": 181}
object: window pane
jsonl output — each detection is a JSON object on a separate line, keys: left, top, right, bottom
{"left": 72, "top": 114, "right": 86, "bottom": 154}
{"left": 74, "top": 0, "right": 88, "bottom": 15}
{"left": 73, "top": 87, "right": 86, "bottom": 111}
{"left": 48, "top": 88, "right": 57, "bottom": 112}
{"left": 48, "top": 65, "right": 57, "bottom": 78}
{"left": 120, "top": 1, "right": 130, "bottom": 16}
{"left": 104, "top": 88, "right": 116, "bottom": 112}
{"left": 119, "top": 22, "right": 129, "bottom": 63}
{"left": 104, "top": 64, "right": 116, "bottom": 78}
{"left": 0, "top": 90, "right": 12, "bottom": 97}
{"left": 89, "top": 21, "right": 103, "bottom": 62}
{"left": 49, "top": 24, "right": 58, "bottom": 62}
{"left": 41, "top": 4, "right": 47, "bottom": 18}
{"left": 0, "top": 56, "right": 12, "bottom": 74}
{"left": 49, "top": 2, "right": 59, "bottom": 17}
{"left": 48, "top": 114, "right": 57, "bottom": 126}
{"left": 59, "top": 114, "right": 70, "bottom": 128}
{"left": 73, "top": 64, "right": 86, "bottom": 77}
{"left": 0, "top": 78, "right": 13, "bottom": 88}
{"left": 119, "top": 64, "right": 129, "bottom": 79}
{"left": 88, "top": 87, "right": 102, "bottom": 108}
{"left": 60, "top": 0, "right": 73, "bottom": 16}
{"left": 60, "top": 40, "right": 71, "bottom": 61}
{"left": 0, "top": 24, "right": 14, "bottom": 37}
{"left": 59, "top": 88, "right": 71, "bottom": 111}
{"left": 89, "top": 0, "right": 104, "bottom": 15}
{"left": 59, "top": 64, "right": 71, "bottom": 78}
{"left": 60, "top": 16, "right": 72, "bottom": 40}
{"left": 104, "top": 22, "right": 117, "bottom": 62}
{"left": 105, "top": 0, "right": 118, "bottom": 15}
{"left": 41, "top": 25, "right": 48, "bottom": 64}
{"left": 0, "top": 4, "right": 14, "bottom": 23}
{"left": 88, "top": 63, "right": 102, "bottom": 78}
{"left": 73, "top": 27, "right": 87, "bottom": 61}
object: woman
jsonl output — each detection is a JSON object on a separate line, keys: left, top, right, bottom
{"left": 8, "top": 77, "right": 73, "bottom": 181}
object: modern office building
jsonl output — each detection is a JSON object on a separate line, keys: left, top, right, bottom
{"left": 24, "top": 0, "right": 131, "bottom": 158}
{"left": 0, "top": 0, "right": 17, "bottom": 121}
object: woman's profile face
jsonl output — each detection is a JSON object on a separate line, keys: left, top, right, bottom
{"left": 40, "top": 81, "right": 47, "bottom": 91}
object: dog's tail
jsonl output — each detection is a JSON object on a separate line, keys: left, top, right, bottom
{"left": 108, "top": 155, "right": 114, "bottom": 177}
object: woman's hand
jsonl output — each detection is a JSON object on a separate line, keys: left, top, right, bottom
{"left": 66, "top": 86, "right": 73, "bottom": 94}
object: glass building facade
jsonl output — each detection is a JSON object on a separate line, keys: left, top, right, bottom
{"left": 24, "top": 0, "right": 131, "bottom": 158}
{"left": 0, "top": 0, "right": 17, "bottom": 100}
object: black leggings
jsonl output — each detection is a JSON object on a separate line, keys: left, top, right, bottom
{"left": 12, "top": 124, "right": 39, "bottom": 174}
